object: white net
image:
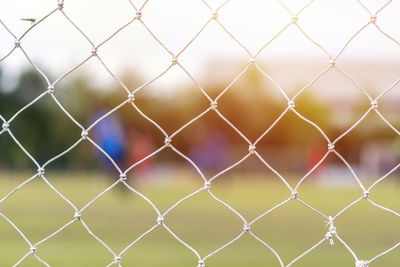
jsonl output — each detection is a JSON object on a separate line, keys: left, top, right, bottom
{"left": 0, "top": 0, "right": 399, "bottom": 266}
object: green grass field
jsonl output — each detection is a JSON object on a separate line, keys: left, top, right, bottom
{"left": 0, "top": 171, "right": 399, "bottom": 267}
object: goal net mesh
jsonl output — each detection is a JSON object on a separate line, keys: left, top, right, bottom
{"left": 0, "top": 0, "right": 399, "bottom": 266}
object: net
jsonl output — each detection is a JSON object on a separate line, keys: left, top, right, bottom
{"left": 0, "top": 0, "right": 399, "bottom": 266}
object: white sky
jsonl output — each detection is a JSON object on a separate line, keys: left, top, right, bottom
{"left": 1, "top": 0, "right": 400, "bottom": 91}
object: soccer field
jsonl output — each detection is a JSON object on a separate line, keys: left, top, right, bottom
{"left": 0, "top": 172, "right": 399, "bottom": 267}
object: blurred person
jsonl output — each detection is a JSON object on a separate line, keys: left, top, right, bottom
{"left": 190, "top": 128, "right": 230, "bottom": 174}
{"left": 126, "top": 129, "right": 155, "bottom": 183}
{"left": 306, "top": 142, "right": 327, "bottom": 175}
{"left": 360, "top": 140, "right": 399, "bottom": 178}
{"left": 90, "top": 110, "right": 127, "bottom": 178}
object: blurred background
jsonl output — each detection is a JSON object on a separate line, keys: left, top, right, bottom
{"left": 0, "top": 0, "right": 400, "bottom": 266}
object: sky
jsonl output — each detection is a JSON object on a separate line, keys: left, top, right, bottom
{"left": 1, "top": 0, "right": 400, "bottom": 92}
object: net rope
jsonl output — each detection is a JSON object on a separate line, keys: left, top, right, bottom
{"left": 1, "top": 0, "right": 400, "bottom": 266}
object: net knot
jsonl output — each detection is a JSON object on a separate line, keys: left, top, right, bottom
{"left": 329, "top": 59, "right": 335, "bottom": 67}
{"left": 81, "top": 130, "right": 89, "bottom": 139}
{"left": 371, "top": 100, "right": 378, "bottom": 109}
{"left": 211, "top": 12, "right": 218, "bottom": 20}
{"left": 91, "top": 48, "right": 97, "bottom": 56}
{"left": 2, "top": 122, "right": 9, "bottom": 131}
{"left": 58, "top": 2, "right": 64, "bottom": 10}
{"left": 291, "top": 16, "right": 298, "bottom": 24}
{"left": 47, "top": 85, "right": 55, "bottom": 94}
{"left": 30, "top": 246, "right": 37, "bottom": 254}
{"left": 171, "top": 57, "right": 178, "bottom": 65}
{"left": 356, "top": 260, "right": 369, "bottom": 267}
{"left": 243, "top": 223, "right": 251, "bottom": 233}
{"left": 164, "top": 137, "right": 172, "bottom": 147}
{"left": 325, "top": 216, "right": 336, "bottom": 245}
{"left": 157, "top": 216, "right": 164, "bottom": 225}
{"left": 14, "top": 40, "right": 21, "bottom": 47}
{"left": 114, "top": 256, "right": 121, "bottom": 264}
{"left": 127, "top": 93, "right": 135, "bottom": 103}
{"left": 198, "top": 260, "right": 205, "bottom": 267}
{"left": 37, "top": 167, "right": 45, "bottom": 175}
{"left": 119, "top": 174, "right": 127, "bottom": 182}
{"left": 328, "top": 143, "right": 335, "bottom": 152}
{"left": 370, "top": 15, "right": 377, "bottom": 24}
{"left": 363, "top": 191, "right": 370, "bottom": 199}
{"left": 288, "top": 100, "right": 295, "bottom": 110}
{"left": 291, "top": 191, "right": 298, "bottom": 199}
{"left": 248, "top": 58, "right": 256, "bottom": 64}
{"left": 210, "top": 101, "right": 218, "bottom": 110}
{"left": 204, "top": 181, "right": 211, "bottom": 190}
{"left": 325, "top": 231, "right": 334, "bottom": 244}
{"left": 74, "top": 212, "right": 81, "bottom": 220}
{"left": 325, "top": 216, "right": 334, "bottom": 225}
{"left": 248, "top": 144, "right": 256, "bottom": 154}
{"left": 136, "top": 11, "right": 142, "bottom": 20}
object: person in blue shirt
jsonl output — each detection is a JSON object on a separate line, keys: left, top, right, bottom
{"left": 90, "top": 110, "right": 127, "bottom": 174}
